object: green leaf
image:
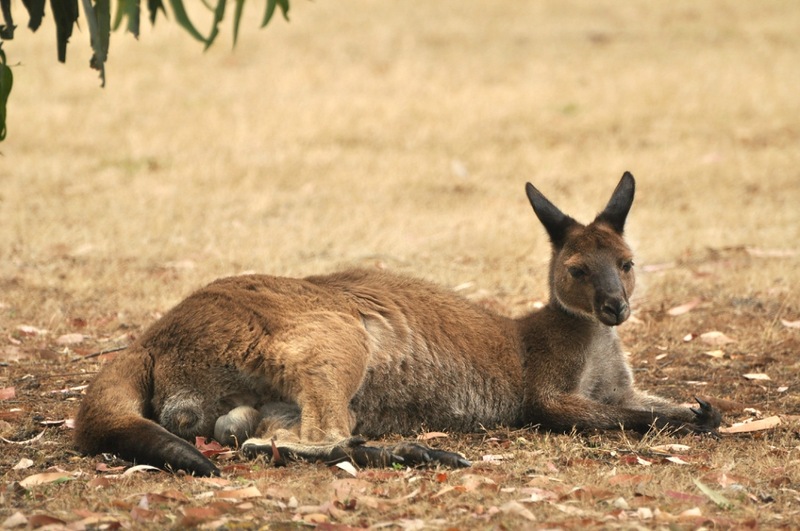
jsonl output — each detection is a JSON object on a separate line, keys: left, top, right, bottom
{"left": 147, "top": 0, "right": 164, "bottom": 25}
{"left": 49, "top": 0, "right": 80, "bottom": 62}
{"left": 21, "top": 0, "right": 46, "bottom": 31}
{"left": 262, "top": 0, "right": 289, "bottom": 28}
{"left": 204, "top": 0, "right": 226, "bottom": 51}
{"left": 261, "top": 0, "right": 276, "bottom": 28}
{"left": 1, "top": 0, "right": 16, "bottom": 39}
{"left": 168, "top": 0, "right": 208, "bottom": 44}
{"left": 232, "top": 0, "right": 244, "bottom": 46}
{"left": 277, "top": 0, "right": 289, "bottom": 21}
{"left": 113, "top": 0, "right": 140, "bottom": 38}
{"left": 82, "top": 0, "right": 110, "bottom": 86}
{"left": 0, "top": 47, "right": 12, "bottom": 141}
{"left": 692, "top": 478, "right": 733, "bottom": 509}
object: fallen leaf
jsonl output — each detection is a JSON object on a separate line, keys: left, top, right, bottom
{"left": 742, "top": 373, "right": 770, "bottom": 381}
{"left": 636, "top": 456, "right": 652, "bottom": 466}
{"left": 781, "top": 319, "right": 800, "bottom": 329}
{"left": 667, "top": 298, "right": 701, "bottom": 316}
{"left": 96, "top": 463, "right": 126, "bottom": 473}
{"left": 417, "top": 431, "right": 449, "bottom": 441}
{"left": 12, "top": 458, "right": 34, "bottom": 470}
{"left": 665, "top": 490, "right": 707, "bottom": 504}
{"left": 665, "top": 456, "right": 691, "bottom": 465}
{"left": 499, "top": 501, "right": 536, "bottom": 521}
{"left": 607, "top": 473, "right": 654, "bottom": 486}
{"left": 16, "top": 325, "right": 48, "bottom": 336}
{"left": 650, "top": 444, "right": 691, "bottom": 454}
{"left": 180, "top": 507, "right": 222, "bottom": 527}
{"left": 699, "top": 331, "right": 736, "bottom": 345}
{"left": 703, "top": 350, "right": 725, "bottom": 359}
{"left": 19, "top": 471, "right": 74, "bottom": 487}
{"left": 1, "top": 512, "right": 27, "bottom": 528}
{"left": 745, "top": 247, "right": 798, "bottom": 258}
{"left": 334, "top": 461, "right": 358, "bottom": 477}
{"left": 195, "top": 437, "right": 234, "bottom": 457}
{"left": 683, "top": 333, "right": 697, "bottom": 342}
{"left": 0, "top": 387, "right": 15, "bottom": 400}
{"left": 482, "top": 453, "right": 514, "bottom": 462}
{"left": 56, "top": 333, "right": 85, "bottom": 345}
{"left": 215, "top": 486, "right": 262, "bottom": 499}
{"left": 719, "top": 416, "right": 781, "bottom": 434}
{"left": 122, "top": 464, "right": 163, "bottom": 476}
{"left": 27, "top": 515, "right": 66, "bottom": 528}
{"left": 693, "top": 478, "right": 733, "bottom": 509}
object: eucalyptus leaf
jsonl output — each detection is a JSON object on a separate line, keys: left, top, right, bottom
{"left": 1, "top": 46, "right": 12, "bottom": 140}
{"left": 147, "top": 0, "right": 164, "bottom": 24}
{"left": 232, "top": 0, "right": 244, "bottom": 46}
{"left": 21, "top": 0, "right": 46, "bottom": 31}
{"left": 168, "top": 0, "right": 208, "bottom": 44}
{"left": 50, "top": 0, "right": 80, "bottom": 62}
{"left": 205, "top": 0, "right": 226, "bottom": 50}
{"left": 1, "top": 0, "right": 15, "bottom": 39}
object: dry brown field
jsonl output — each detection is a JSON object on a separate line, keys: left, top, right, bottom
{"left": 1, "top": 1, "right": 799, "bottom": 528}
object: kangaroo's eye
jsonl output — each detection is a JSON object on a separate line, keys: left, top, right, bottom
{"left": 621, "top": 261, "right": 634, "bottom": 273}
{"left": 568, "top": 266, "right": 587, "bottom": 280}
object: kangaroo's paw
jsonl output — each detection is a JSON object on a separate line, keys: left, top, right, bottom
{"left": 689, "top": 396, "right": 722, "bottom": 436}
{"left": 329, "top": 441, "right": 471, "bottom": 468}
{"left": 240, "top": 437, "right": 470, "bottom": 468}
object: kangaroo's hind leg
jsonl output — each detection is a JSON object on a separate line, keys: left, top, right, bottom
{"left": 240, "top": 402, "right": 470, "bottom": 468}
{"left": 238, "top": 312, "right": 469, "bottom": 468}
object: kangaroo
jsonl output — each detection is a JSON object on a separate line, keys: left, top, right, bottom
{"left": 74, "top": 172, "right": 721, "bottom": 476}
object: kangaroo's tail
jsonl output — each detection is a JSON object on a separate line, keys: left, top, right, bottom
{"left": 74, "top": 348, "right": 219, "bottom": 476}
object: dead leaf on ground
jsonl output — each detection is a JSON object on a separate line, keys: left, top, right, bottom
{"left": 180, "top": 506, "right": 223, "bottom": 527}
{"left": 699, "top": 331, "right": 736, "bottom": 345}
{"left": 122, "top": 464, "right": 163, "bottom": 476}
{"left": 16, "top": 325, "right": 48, "bottom": 336}
{"left": 745, "top": 247, "right": 799, "bottom": 258}
{"left": 27, "top": 514, "right": 66, "bottom": 528}
{"left": 667, "top": 298, "right": 702, "bottom": 316}
{"left": 216, "top": 486, "right": 262, "bottom": 499}
{"left": 693, "top": 478, "right": 733, "bottom": 509}
{"left": 719, "top": 416, "right": 781, "bottom": 434}
{"left": 781, "top": 319, "right": 800, "bottom": 329}
{"left": 1, "top": 512, "right": 27, "bottom": 528}
{"left": 12, "top": 458, "right": 34, "bottom": 470}
{"left": 19, "top": 471, "right": 74, "bottom": 487}
{"left": 0, "top": 387, "right": 15, "bottom": 400}
{"left": 650, "top": 444, "right": 691, "bottom": 454}
{"left": 417, "top": 431, "right": 449, "bottom": 441}
{"left": 499, "top": 501, "right": 536, "bottom": 521}
{"left": 742, "top": 373, "right": 771, "bottom": 381}
{"left": 56, "top": 333, "right": 85, "bottom": 345}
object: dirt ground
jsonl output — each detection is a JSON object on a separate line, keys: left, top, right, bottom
{"left": 2, "top": 1, "right": 799, "bottom": 529}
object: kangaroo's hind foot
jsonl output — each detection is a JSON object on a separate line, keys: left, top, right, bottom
{"left": 241, "top": 436, "right": 471, "bottom": 468}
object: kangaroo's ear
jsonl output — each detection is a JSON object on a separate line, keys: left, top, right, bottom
{"left": 595, "top": 171, "right": 635, "bottom": 234}
{"left": 526, "top": 182, "right": 577, "bottom": 248}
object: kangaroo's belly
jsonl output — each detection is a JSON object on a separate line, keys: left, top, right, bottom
{"left": 349, "top": 349, "right": 524, "bottom": 436}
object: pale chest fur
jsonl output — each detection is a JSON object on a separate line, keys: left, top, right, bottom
{"left": 576, "top": 328, "right": 633, "bottom": 405}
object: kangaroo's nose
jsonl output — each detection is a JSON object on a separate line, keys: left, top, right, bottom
{"left": 600, "top": 299, "right": 629, "bottom": 326}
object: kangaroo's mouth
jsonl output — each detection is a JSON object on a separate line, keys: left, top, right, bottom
{"left": 597, "top": 302, "right": 630, "bottom": 326}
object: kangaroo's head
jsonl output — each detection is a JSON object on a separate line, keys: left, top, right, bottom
{"left": 526, "top": 172, "right": 636, "bottom": 326}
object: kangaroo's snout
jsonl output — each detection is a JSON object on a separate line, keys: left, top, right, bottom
{"left": 598, "top": 298, "right": 629, "bottom": 326}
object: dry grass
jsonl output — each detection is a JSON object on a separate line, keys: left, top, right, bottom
{"left": 1, "top": 0, "right": 799, "bottom": 528}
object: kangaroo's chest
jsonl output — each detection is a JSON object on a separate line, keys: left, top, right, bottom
{"left": 576, "top": 332, "right": 633, "bottom": 404}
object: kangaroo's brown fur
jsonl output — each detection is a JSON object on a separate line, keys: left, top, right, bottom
{"left": 74, "top": 172, "right": 721, "bottom": 476}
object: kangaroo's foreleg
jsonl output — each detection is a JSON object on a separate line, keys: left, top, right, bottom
{"left": 529, "top": 392, "right": 720, "bottom": 435}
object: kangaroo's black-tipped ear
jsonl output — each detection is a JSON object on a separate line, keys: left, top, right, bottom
{"left": 526, "top": 182, "right": 577, "bottom": 248}
{"left": 595, "top": 171, "right": 635, "bottom": 234}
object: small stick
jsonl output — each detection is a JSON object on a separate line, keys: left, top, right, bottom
{"left": 72, "top": 345, "right": 128, "bottom": 362}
